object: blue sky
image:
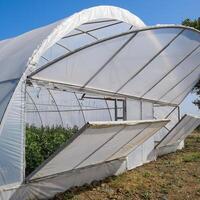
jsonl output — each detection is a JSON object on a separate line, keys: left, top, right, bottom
{"left": 0, "top": 0, "right": 199, "bottom": 115}
{"left": 0, "top": 0, "right": 200, "bottom": 40}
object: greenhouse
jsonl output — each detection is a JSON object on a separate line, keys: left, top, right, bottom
{"left": 0, "top": 5, "right": 199, "bottom": 200}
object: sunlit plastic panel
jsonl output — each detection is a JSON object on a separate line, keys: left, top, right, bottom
{"left": 89, "top": 22, "right": 131, "bottom": 39}
{"left": 119, "top": 30, "right": 200, "bottom": 99}
{"left": 160, "top": 66, "right": 200, "bottom": 104}
{"left": 33, "top": 34, "right": 133, "bottom": 87}
{"left": 41, "top": 44, "right": 70, "bottom": 62}
{"left": 143, "top": 46, "right": 200, "bottom": 101}
{"left": 36, "top": 20, "right": 132, "bottom": 68}
{"left": 157, "top": 115, "right": 200, "bottom": 148}
{"left": 88, "top": 28, "right": 181, "bottom": 92}
{"left": 29, "top": 119, "right": 169, "bottom": 180}
{"left": 32, "top": 27, "right": 200, "bottom": 106}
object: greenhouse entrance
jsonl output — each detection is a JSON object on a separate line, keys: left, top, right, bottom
{"left": 25, "top": 80, "right": 128, "bottom": 176}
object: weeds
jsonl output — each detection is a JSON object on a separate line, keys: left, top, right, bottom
{"left": 182, "top": 152, "right": 200, "bottom": 162}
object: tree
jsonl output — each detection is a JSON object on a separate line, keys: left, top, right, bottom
{"left": 182, "top": 18, "right": 200, "bottom": 109}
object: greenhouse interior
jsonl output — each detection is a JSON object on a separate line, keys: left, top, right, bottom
{"left": 0, "top": 5, "right": 199, "bottom": 200}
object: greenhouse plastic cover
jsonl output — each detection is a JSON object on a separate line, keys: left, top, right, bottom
{"left": 31, "top": 27, "right": 200, "bottom": 106}
{"left": 10, "top": 158, "right": 127, "bottom": 200}
{"left": 0, "top": 6, "right": 145, "bottom": 124}
{"left": 28, "top": 119, "right": 169, "bottom": 181}
{"left": 0, "top": 6, "right": 200, "bottom": 129}
{"left": 0, "top": 6, "right": 146, "bottom": 189}
{"left": 0, "top": 5, "right": 199, "bottom": 197}
{"left": 156, "top": 114, "right": 200, "bottom": 148}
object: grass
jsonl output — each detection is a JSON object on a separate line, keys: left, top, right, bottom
{"left": 53, "top": 130, "right": 200, "bottom": 200}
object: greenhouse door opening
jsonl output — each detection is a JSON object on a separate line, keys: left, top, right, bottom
{"left": 24, "top": 83, "right": 127, "bottom": 176}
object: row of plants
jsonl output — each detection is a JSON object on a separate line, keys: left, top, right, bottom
{"left": 25, "top": 125, "right": 78, "bottom": 176}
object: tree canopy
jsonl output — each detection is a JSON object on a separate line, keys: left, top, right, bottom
{"left": 182, "top": 18, "right": 200, "bottom": 109}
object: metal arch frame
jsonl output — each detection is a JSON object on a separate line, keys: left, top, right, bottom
{"left": 141, "top": 44, "right": 200, "bottom": 98}
{"left": 158, "top": 63, "right": 200, "bottom": 101}
{"left": 26, "top": 91, "right": 43, "bottom": 126}
{"left": 47, "top": 88, "right": 64, "bottom": 127}
{"left": 115, "top": 29, "right": 185, "bottom": 93}
{"left": 74, "top": 92, "right": 86, "bottom": 123}
{"left": 81, "top": 32, "right": 138, "bottom": 88}
{"left": 27, "top": 25, "right": 200, "bottom": 107}
{"left": 28, "top": 25, "right": 200, "bottom": 78}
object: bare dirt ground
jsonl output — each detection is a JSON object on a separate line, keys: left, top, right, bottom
{"left": 54, "top": 130, "right": 200, "bottom": 200}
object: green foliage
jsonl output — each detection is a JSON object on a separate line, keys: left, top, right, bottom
{"left": 182, "top": 18, "right": 200, "bottom": 30}
{"left": 25, "top": 125, "right": 78, "bottom": 176}
{"left": 183, "top": 152, "right": 200, "bottom": 162}
{"left": 142, "top": 171, "right": 151, "bottom": 178}
{"left": 182, "top": 18, "right": 200, "bottom": 109}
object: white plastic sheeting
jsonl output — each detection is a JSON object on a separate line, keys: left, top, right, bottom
{"left": 10, "top": 158, "right": 127, "bottom": 200}
{"left": 31, "top": 27, "right": 200, "bottom": 106}
{"left": 0, "top": 6, "right": 145, "bottom": 127}
{"left": 156, "top": 115, "right": 200, "bottom": 156}
{"left": 0, "top": 26, "right": 55, "bottom": 122}
{"left": 28, "top": 119, "right": 169, "bottom": 181}
{"left": 153, "top": 105, "right": 180, "bottom": 143}
{"left": 127, "top": 137, "right": 156, "bottom": 170}
{"left": 0, "top": 80, "right": 25, "bottom": 187}
{"left": 157, "top": 114, "right": 200, "bottom": 148}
